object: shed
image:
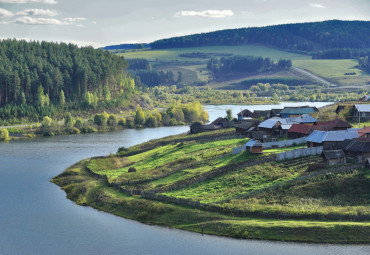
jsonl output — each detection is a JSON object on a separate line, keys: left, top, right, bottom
{"left": 245, "top": 139, "right": 263, "bottom": 154}
{"left": 339, "top": 138, "right": 370, "bottom": 163}
{"left": 353, "top": 104, "right": 370, "bottom": 122}
{"left": 322, "top": 150, "right": 346, "bottom": 165}
{"left": 190, "top": 122, "right": 204, "bottom": 134}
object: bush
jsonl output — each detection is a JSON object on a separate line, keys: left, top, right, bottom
{"left": 75, "top": 118, "right": 83, "bottom": 128}
{"left": 118, "top": 117, "right": 126, "bottom": 126}
{"left": 65, "top": 127, "right": 80, "bottom": 134}
{"left": 117, "top": 146, "right": 128, "bottom": 153}
{"left": 107, "top": 114, "right": 117, "bottom": 126}
{"left": 128, "top": 167, "right": 137, "bottom": 173}
{"left": 94, "top": 113, "right": 108, "bottom": 126}
{"left": 0, "top": 128, "right": 10, "bottom": 141}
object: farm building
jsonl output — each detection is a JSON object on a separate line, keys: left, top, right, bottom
{"left": 245, "top": 139, "right": 263, "bottom": 154}
{"left": 235, "top": 121, "right": 258, "bottom": 136}
{"left": 322, "top": 150, "right": 346, "bottom": 165}
{"left": 190, "top": 122, "right": 204, "bottom": 134}
{"left": 352, "top": 104, "right": 370, "bottom": 122}
{"left": 280, "top": 106, "right": 318, "bottom": 118}
{"left": 314, "top": 118, "right": 352, "bottom": 131}
{"left": 288, "top": 124, "right": 312, "bottom": 138}
{"left": 258, "top": 118, "right": 284, "bottom": 136}
{"left": 339, "top": 138, "right": 370, "bottom": 163}
{"left": 306, "top": 130, "right": 359, "bottom": 149}
{"left": 237, "top": 109, "right": 256, "bottom": 120}
{"left": 212, "top": 117, "right": 235, "bottom": 128}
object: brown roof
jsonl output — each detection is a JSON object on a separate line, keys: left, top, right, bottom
{"left": 288, "top": 124, "right": 312, "bottom": 134}
{"left": 237, "top": 109, "right": 256, "bottom": 118}
{"left": 357, "top": 127, "right": 370, "bottom": 137}
{"left": 314, "top": 119, "right": 352, "bottom": 129}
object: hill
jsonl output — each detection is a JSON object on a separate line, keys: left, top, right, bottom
{"left": 53, "top": 129, "right": 370, "bottom": 243}
{"left": 150, "top": 20, "right": 370, "bottom": 52}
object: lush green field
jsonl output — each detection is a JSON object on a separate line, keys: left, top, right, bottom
{"left": 293, "top": 59, "right": 370, "bottom": 87}
{"left": 120, "top": 45, "right": 310, "bottom": 62}
{"left": 53, "top": 155, "right": 370, "bottom": 243}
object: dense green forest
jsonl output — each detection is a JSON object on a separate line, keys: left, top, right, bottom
{"left": 311, "top": 48, "right": 370, "bottom": 59}
{"left": 207, "top": 56, "right": 292, "bottom": 73}
{"left": 150, "top": 20, "right": 370, "bottom": 52}
{"left": 0, "top": 39, "right": 137, "bottom": 123}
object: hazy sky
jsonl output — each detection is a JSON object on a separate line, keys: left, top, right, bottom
{"left": 0, "top": 0, "right": 369, "bottom": 47}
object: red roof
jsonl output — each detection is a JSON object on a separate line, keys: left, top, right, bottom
{"left": 357, "top": 127, "right": 370, "bottom": 137}
{"left": 288, "top": 124, "right": 312, "bottom": 134}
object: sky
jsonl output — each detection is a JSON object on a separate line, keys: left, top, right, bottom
{"left": 0, "top": 0, "right": 369, "bottom": 48}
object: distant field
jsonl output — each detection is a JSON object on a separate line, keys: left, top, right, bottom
{"left": 293, "top": 59, "right": 370, "bottom": 87}
{"left": 119, "top": 45, "right": 311, "bottom": 62}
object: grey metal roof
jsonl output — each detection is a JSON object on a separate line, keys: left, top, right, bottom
{"left": 307, "top": 130, "right": 359, "bottom": 143}
{"left": 245, "top": 139, "right": 263, "bottom": 147}
{"left": 258, "top": 117, "right": 297, "bottom": 129}
{"left": 355, "top": 104, "right": 370, "bottom": 112}
{"left": 292, "top": 114, "right": 317, "bottom": 123}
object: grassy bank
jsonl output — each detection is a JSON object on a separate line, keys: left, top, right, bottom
{"left": 52, "top": 130, "right": 370, "bottom": 243}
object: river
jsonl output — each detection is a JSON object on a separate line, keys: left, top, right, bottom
{"left": 0, "top": 103, "right": 369, "bottom": 255}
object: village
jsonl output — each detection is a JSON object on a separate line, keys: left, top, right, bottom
{"left": 190, "top": 104, "right": 370, "bottom": 167}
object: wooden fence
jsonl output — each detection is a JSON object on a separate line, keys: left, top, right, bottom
{"left": 263, "top": 137, "right": 307, "bottom": 149}
{"left": 276, "top": 146, "right": 323, "bottom": 161}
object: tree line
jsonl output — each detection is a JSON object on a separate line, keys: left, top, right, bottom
{"left": 207, "top": 56, "right": 292, "bottom": 73}
{"left": 150, "top": 20, "right": 370, "bottom": 52}
{"left": 312, "top": 48, "right": 370, "bottom": 59}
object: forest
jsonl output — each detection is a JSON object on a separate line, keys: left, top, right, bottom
{"left": 0, "top": 39, "right": 137, "bottom": 123}
{"left": 150, "top": 20, "right": 370, "bottom": 52}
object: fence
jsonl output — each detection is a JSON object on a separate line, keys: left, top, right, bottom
{"left": 276, "top": 146, "right": 323, "bottom": 160}
{"left": 232, "top": 137, "right": 307, "bottom": 155}
{"left": 263, "top": 137, "right": 307, "bottom": 149}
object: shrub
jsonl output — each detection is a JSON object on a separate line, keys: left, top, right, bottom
{"left": 118, "top": 117, "right": 126, "bottom": 126}
{"left": 128, "top": 167, "right": 137, "bottom": 173}
{"left": 117, "top": 146, "right": 128, "bottom": 153}
{"left": 0, "top": 128, "right": 10, "bottom": 141}
{"left": 65, "top": 127, "right": 80, "bottom": 134}
{"left": 107, "top": 114, "right": 117, "bottom": 126}
{"left": 75, "top": 118, "right": 83, "bottom": 128}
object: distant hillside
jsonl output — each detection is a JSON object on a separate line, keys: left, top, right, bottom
{"left": 102, "top": 43, "right": 150, "bottom": 51}
{"left": 150, "top": 20, "right": 370, "bottom": 52}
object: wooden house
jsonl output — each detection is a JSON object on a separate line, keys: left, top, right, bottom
{"left": 314, "top": 118, "right": 352, "bottom": 131}
{"left": 280, "top": 106, "right": 318, "bottom": 118}
{"left": 288, "top": 124, "right": 312, "bottom": 139}
{"left": 322, "top": 150, "right": 346, "bottom": 165}
{"left": 235, "top": 121, "right": 257, "bottom": 136}
{"left": 237, "top": 109, "right": 256, "bottom": 121}
{"left": 357, "top": 127, "right": 370, "bottom": 138}
{"left": 352, "top": 104, "right": 370, "bottom": 122}
{"left": 339, "top": 138, "right": 370, "bottom": 163}
{"left": 245, "top": 139, "right": 263, "bottom": 154}
{"left": 190, "top": 122, "right": 204, "bottom": 134}
{"left": 306, "top": 130, "right": 359, "bottom": 149}
{"left": 253, "top": 110, "right": 271, "bottom": 119}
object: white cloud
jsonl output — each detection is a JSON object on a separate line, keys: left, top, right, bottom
{"left": 0, "top": 8, "right": 14, "bottom": 17}
{"left": 0, "top": 0, "right": 57, "bottom": 4}
{"left": 92, "top": 21, "right": 97, "bottom": 24}
{"left": 64, "top": 17, "right": 86, "bottom": 22}
{"left": 16, "top": 9, "right": 58, "bottom": 16}
{"left": 175, "top": 10, "right": 234, "bottom": 18}
{"left": 15, "top": 16, "right": 69, "bottom": 25}
{"left": 310, "top": 3, "right": 326, "bottom": 8}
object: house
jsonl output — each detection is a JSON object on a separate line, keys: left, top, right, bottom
{"left": 212, "top": 117, "right": 235, "bottom": 128}
{"left": 292, "top": 114, "right": 317, "bottom": 124}
{"left": 288, "top": 124, "right": 312, "bottom": 138}
{"left": 357, "top": 127, "right": 370, "bottom": 138}
{"left": 314, "top": 118, "right": 352, "bottom": 131}
{"left": 235, "top": 121, "right": 257, "bottom": 136}
{"left": 280, "top": 106, "right": 319, "bottom": 118}
{"left": 339, "top": 138, "right": 370, "bottom": 163}
{"left": 258, "top": 118, "right": 283, "bottom": 136}
{"left": 190, "top": 122, "right": 204, "bottom": 134}
{"left": 253, "top": 110, "right": 271, "bottom": 119}
{"left": 251, "top": 131, "right": 269, "bottom": 142}
{"left": 245, "top": 139, "right": 263, "bottom": 154}
{"left": 237, "top": 109, "right": 256, "bottom": 121}
{"left": 322, "top": 150, "right": 346, "bottom": 165}
{"left": 270, "top": 109, "right": 283, "bottom": 117}
{"left": 306, "top": 130, "right": 359, "bottom": 149}
{"left": 352, "top": 104, "right": 370, "bottom": 122}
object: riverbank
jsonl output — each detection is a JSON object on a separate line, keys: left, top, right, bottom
{"left": 52, "top": 129, "right": 370, "bottom": 243}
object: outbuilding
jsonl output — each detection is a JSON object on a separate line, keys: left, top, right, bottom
{"left": 322, "top": 150, "right": 346, "bottom": 165}
{"left": 245, "top": 139, "right": 263, "bottom": 154}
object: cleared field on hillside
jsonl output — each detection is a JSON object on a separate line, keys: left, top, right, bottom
{"left": 120, "top": 45, "right": 310, "bottom": 62}
{"left": 293, "top": 59, "right": 370, "bottom": 87}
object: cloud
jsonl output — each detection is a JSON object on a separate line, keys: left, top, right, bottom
{"left": 0, "top": 0, "right": 57, "bottom": 4}
{"left": 15, "top": 16, "right": 69, "bottom": 25}
{"left": 16, "top": 9, "right": 58, "bottom": 16}
{"left": 310, "top": 3, "right": 326, "bottom": 8}
{"left": 0, "top": 8, "right": 14, "bottom": 17}
{"left": 64, "top": 17, "right": 86, "bottom": 22}
{"left": 175, "top": 10, "right": 234, "bottom": 18}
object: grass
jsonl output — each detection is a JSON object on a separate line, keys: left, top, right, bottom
{"left": 119, "top": 45, "right": 310, "bottom": 62}
{"left": 162, "top": 155, "right": 319, "bottom": 203}
{"left": 52, "top": 159, "right": 370, "bottom": 243}
{"left": 293, "top": 59, "right": 370, "bottom": 87}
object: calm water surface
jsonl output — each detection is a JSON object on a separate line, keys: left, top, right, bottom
{"left": 0, "top": 103, "right": 368, "bottom": 255}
